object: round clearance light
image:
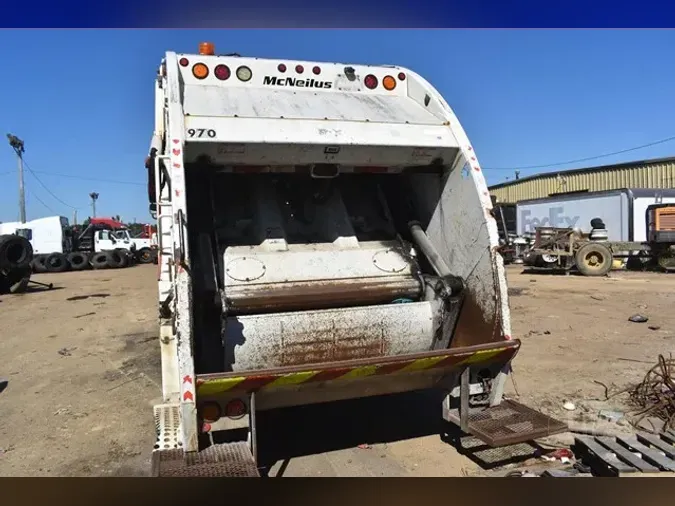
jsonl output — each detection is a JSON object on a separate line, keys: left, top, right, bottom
{"left": 200, "top": 402, "right": 222, "bottom": 423}
{"left": 364, "top": 74, "right": 378, "bottom": 89}
{"left": 383, "top": 75, "right": 396, "bottom": 91}
{"left": 225, "top": 399, "right": 247, "bottom": 419}
{"left": 398, "top": 72, "right": 406, "bottom": 81}
{"left": 179, "top": 57, "right": 189, "bottom": 67}
{"left": 278, "top": 63, "right": 287, "bottom": 73}
{"left": 312, "top": 66, "right": 321, "bottom": 75}
{"left": 214, "top": 64, "right": 231, "bottom": 80}
{"left": 236, "top": 66, "right": 252, "bottom": 82}
{"left": 295, "top": 64, "right": 304, "bottom": 74}
{"left": 192, "top": 63, "right": 209, "bottom": 80}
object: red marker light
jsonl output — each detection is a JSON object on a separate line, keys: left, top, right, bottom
{"left": 398, "top": 72, "right": 406, "bottom": 81}
{"left": 364, "top": 74, "right": 378, "bottom": 89}
{"left": 225, "top": 399, "right": 247, "bottom": 419}
{"left": 278, "top": 63, "right": 287, "bottom": 72}
{"left": 312, "top": 66, "right": 321, "bottom": 75}
{"left": 179, "top": 57, "right": 189, "bottom": 67}
{"left": 214, "top": 64, "right": 231, "bottom": 80}
{"left": 295, "top": 64, "right": 304, "bottom": 74}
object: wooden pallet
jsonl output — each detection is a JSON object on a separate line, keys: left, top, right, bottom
{"left": 573, "top": 430, "right": 675, "bottom": 477}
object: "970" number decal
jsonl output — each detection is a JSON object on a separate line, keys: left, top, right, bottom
{"left": 187, "top": 128, "right": 216, "bottom": 138}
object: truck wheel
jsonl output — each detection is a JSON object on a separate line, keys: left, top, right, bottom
{"left": 575, "top": 243, "right": 613, "bottom": 277}
{"left": 67, "top": 252, "right": 90, "bottom": 271}
{"left": 44, "top": 252, "right": 69, "bottom": 273}
{"left": 137, "top": 247, "right": 153, "bottom": 264}
{"left": 0, "top": 234, "right": 33, "bottom": 270}
{"left": 90, "top": 252, "right": 111, "bottom": 269}
{"left": 108, "top": 249, "right": 128, "bottom": 268}
{"left": 657, "top": 251, "right": 675, "bottom": 272}
{"left": 31, "top": 254, "right": 48, "bottom": 273}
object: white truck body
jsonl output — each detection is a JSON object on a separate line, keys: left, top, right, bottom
{"left": 517, "top": 188, "right": 675, "bottom": 241}
{"left": 111, "top": 229, "right": 149, "bottom": 251}
{"left": 147, "top": 45, "right": 561, "bottom": 476}
{"left": 0, "top": 216, "right": 71, "bottom": 255}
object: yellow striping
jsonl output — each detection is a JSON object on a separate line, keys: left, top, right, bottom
{"left": 340, "top": 364, "right": 378, "bottom": 379}
{"left": 399, "top": 354, "right": 448, "bottom": 373}
{"left": 267, "top": 370, "right": 318, "bottom": 388}
{"left": 198, "top": 377, "right": 246, "bottom": 396}
{"left": 197, "top": 347, "right": 512, "bottom": 396}
{"left": 457, "top": 349, "right": 504, "bottom": 366}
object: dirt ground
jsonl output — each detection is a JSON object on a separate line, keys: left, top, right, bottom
{"left": 0, "top": 264, "right": 673, "bottom": 476}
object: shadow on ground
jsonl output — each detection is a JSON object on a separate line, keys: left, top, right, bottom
{"left": 210, "top": 388, "right": 543, "bottom": 476}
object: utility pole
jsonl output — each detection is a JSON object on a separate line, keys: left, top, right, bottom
{"left": 7, "top": 134, "right": 26, "bottom": 223}
{"left": 72, "top": 209, "right": 78, "bottom": 226}
{"left": 515, "top": 170, "right": 521, "bottom": 180}
{"left": 89, "top": 192, "right": 99, "bottom": 218}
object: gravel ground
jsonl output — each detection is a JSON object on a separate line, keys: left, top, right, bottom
{"left": 0, "top": 264, "right": 672, "bottom": 476}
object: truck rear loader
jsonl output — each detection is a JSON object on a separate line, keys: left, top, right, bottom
{"left": 147, "top": 42, "right": 565, "bottom": 476}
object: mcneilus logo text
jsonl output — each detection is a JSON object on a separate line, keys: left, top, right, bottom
{"left": 263, "top": 76, "right": 333, "bottom": 89}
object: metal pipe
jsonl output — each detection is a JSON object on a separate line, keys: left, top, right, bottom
{"left": 408, "top": 221, "right": 452, "bottom": 277}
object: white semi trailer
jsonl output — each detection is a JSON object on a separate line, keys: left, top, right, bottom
{"left": 147, "top": 42, "right": 565, "bottom": 476}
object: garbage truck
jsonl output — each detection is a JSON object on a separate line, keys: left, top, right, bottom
{"left": 147, "top": 42, "right": 566, "bottom": 477}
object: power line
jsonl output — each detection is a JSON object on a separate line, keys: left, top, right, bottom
{"left": 29, "top": 169, "right": 144, "bottom": 186}
{"left": 0, "top": 167, "right": 143, "bottom": 186}
{"left": 22, "top": 158, "right": 81, "bottom": 210}
{"left": 26, "top": 188, "right": 56, "bottom": 214}
{"left": 483, "top": 135, "right": 675, "bottom": 171}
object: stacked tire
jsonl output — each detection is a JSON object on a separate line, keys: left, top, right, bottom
{"left": 0, "top": 234, "right": 34, "bottom": 294}
{"left": 31, "top": 249, "right": 135, "bottom": 273}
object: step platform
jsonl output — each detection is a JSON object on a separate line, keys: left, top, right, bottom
{"left": 152, "top": 443, "right": 260, "bottom": 477}
{"left": 445, "top": 399, "right": 568, "bottom": 447}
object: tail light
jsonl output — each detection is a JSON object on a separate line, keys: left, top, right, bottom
{"left": 382, "top": 75, "right": 396, "bottom": 91}
{"left": 200, "top": 402, "right": 222, "bottom": 423}
{"left": 179, "top": 57, "right": 189, "bottom": 67}
{"left": 192, "top": 63, "right": 209, "bottom": 80}
{"left": 364, "top": 74, "right": 378, "bottom": 89}
{"left": 236, "top": 66, "right": 252, "bottom": 82}
{"left": 214, "top": 64, "right": 231, "bottom": 81}
{"left": 225, "top": 399, "right": 247, "bottom": 419}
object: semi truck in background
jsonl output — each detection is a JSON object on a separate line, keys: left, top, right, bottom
{"left": 146, "top": 42, "right": 566, "bottom": 477}
{"left": 89, "top": 218, "right": 158, "bottom": 264}
{"left": 0, "top": 216, "right": 136, "bottom": 272}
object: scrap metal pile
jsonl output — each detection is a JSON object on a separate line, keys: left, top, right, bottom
{"left": 629, "top": 354, "right": 675, "bottom": 432}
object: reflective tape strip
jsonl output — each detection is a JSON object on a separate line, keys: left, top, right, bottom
{"left": 197, "top": 345, "right": 517, "bottom": 397}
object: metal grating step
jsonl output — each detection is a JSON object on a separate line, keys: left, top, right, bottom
{"left": 152, "top": 442, "right": 260, "bottom": 477}
{"left": 446, "top": 399, "right": 567, "bottom": 447}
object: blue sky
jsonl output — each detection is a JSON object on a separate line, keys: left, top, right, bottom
{"left": 1, "top": 29, "right": 675, "bottom": 223}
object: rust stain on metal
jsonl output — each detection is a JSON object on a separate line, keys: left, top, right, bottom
{"left": 199, "top": 340, "right": 521, "bottom": 382}
{"left": 226, "top": 278, "right": 421, "bottom": 315}
{"left": 451, "top": 291, "right": 501, "bottom": 348}
{"left": 279, "top": 330, "right": 388, "bottom": 367}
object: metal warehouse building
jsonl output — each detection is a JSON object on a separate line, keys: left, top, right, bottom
{"left": 489, "top": 156, "right": 675, "bottom": 203}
